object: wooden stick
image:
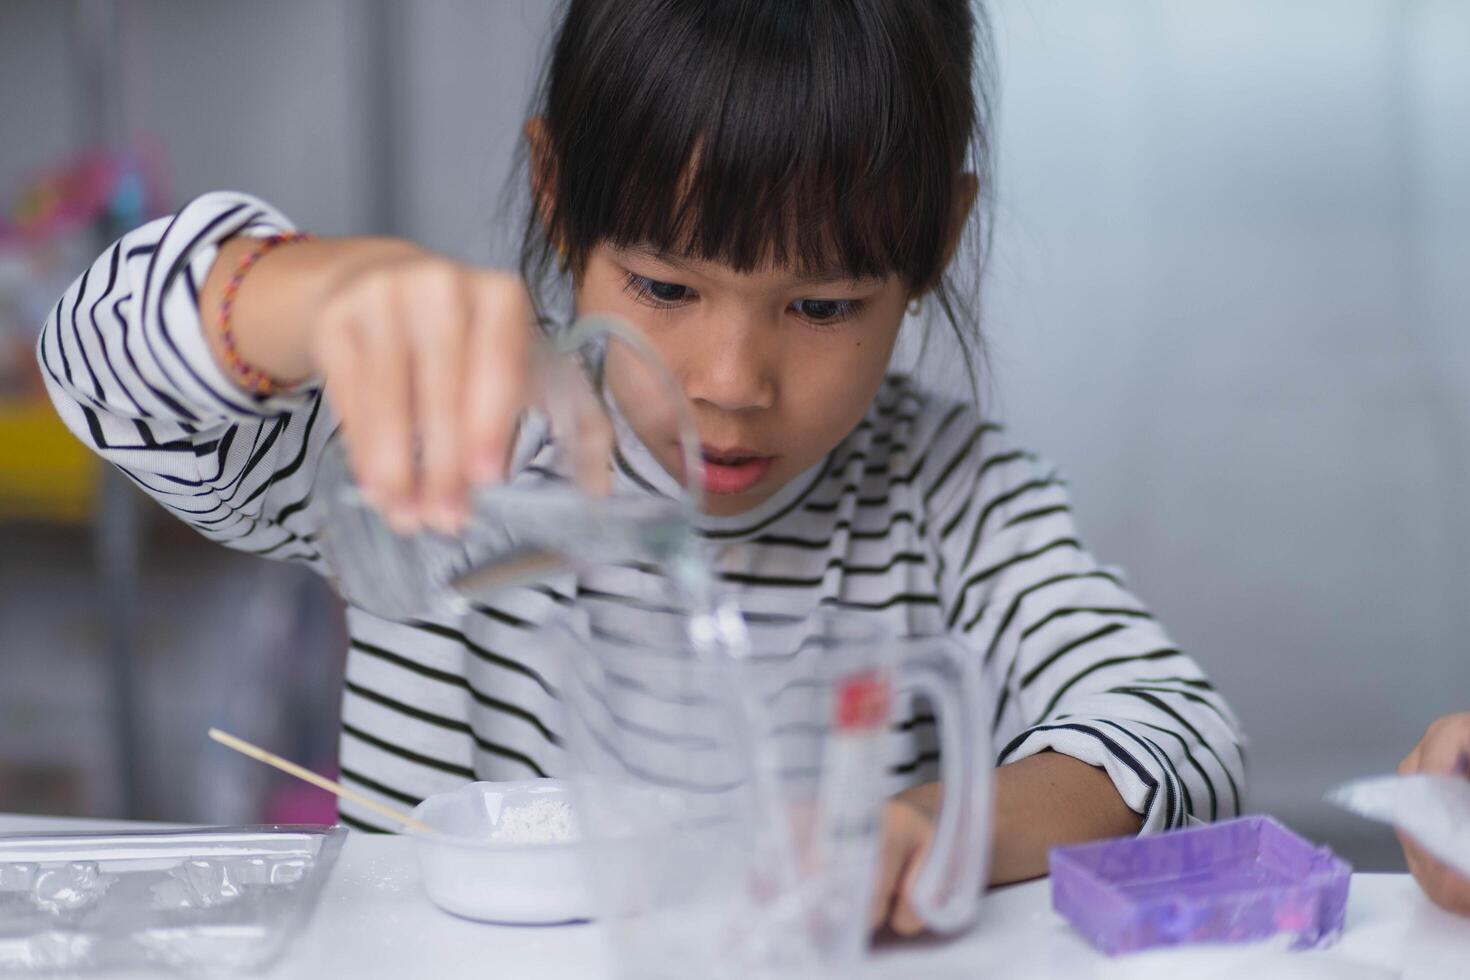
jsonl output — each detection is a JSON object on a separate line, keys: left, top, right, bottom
{"left": 208, "top": 727, "right": 436, "bottom": 836}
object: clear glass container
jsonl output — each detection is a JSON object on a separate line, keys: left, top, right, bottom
{"left": 550, "top": 608, "right": 993, "bottom": 979}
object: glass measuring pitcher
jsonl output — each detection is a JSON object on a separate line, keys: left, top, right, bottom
{"left": 315, "top": 314, "right": 706, "bottom": 620}
{"left": 550, "top": 606, "right": 992, "bottom": 979}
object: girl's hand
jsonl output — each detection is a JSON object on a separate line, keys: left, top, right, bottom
{"left": 309, "top": 247, "right": 534, "bottom": 533}
{"left": 871, "top": 786, "right": 939, "bottom": 936}
{"left": 205, "top": 237, "right": 537, "bottom": 534}
{"left": 1397, "top": 712, "right": 1470, "bottom": 917}
{"left": 870, "top": 755, "right": 1147, "bottom": 936}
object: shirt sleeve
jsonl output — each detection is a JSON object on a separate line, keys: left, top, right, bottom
{"left": 36, "top": 190, "right": 335, "bottom": 566}
{"left": 917, "top": 406, "right": 1245, "bottom": 833}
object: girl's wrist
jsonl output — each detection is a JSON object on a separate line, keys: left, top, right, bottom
{"left": 202, "top": 235, "right": 319, "bottom": 388}
{"left": 894, "top": 780, "right": 943, "bottom": 820}
{"left": 216, "top": 232, "right": 317, "bottom": 395}
{"left": 201, "top": 234, "right": 424, "bottom": 389}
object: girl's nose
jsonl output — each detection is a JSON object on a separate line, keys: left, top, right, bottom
{"left": 682, "top": 316, "right": 777, "bottom": 414}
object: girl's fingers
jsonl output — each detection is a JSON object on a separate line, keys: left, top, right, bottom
{"left": 311, "top": 256, "right": 541, "bottom": 528}
{"left": 353, "top": 292, "right": 417, "bottom": 531}
{"left": 315, "top": 311, "right": 363, "bottom": 474}
{"left": 463, "top": 274, "right": 533, "bottom": 485}
{"left": 869, "top": 833, "right": 905, "bottom": 934}
{"left": 890, "top": 832, "right": 933, "bottom": 937}
{"left": 319, "top": 305, "right": 400, "bottom": 523}
{"left": 407, "top": 270, "right": 469, "bottom": 532}
{"left": 871, "top": 799, "right": 930, "bottom": 934}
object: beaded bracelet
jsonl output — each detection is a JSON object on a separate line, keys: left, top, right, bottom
{"left": 218, "top": 231, "right": 315, "bottom": 396}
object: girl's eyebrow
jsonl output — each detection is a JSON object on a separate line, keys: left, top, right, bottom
{"left": 617, "top": 244, "right": 883, "bottom": 288}
{"left": 797, "top": 271, "right": 885, "bottom": 288}
{"left": 617, "top": 244, "right": 697, "bottom": 270}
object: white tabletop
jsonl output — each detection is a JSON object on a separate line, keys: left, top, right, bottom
{"left": 4, "top": 814, "right": 1469, "bottom": 979}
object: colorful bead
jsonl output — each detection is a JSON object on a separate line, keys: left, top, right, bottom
{"left": 218, "top": 231, "right": 314, "bottom": 396}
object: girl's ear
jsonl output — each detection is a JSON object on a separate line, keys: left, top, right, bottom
{"left": 524, "top": 117, "right": 561, "bottom": 250}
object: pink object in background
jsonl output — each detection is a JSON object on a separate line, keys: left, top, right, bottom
{"left": 263, "top": 769, "right": 342, "bottom": 826}
{"left": 0, "top": 143, "right": 168, "bottom": 246}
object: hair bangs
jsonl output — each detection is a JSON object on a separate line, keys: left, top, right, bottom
{"left": 538, "top": 0, "right": 975, "bottom": 286}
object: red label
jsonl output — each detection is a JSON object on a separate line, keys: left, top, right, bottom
{"left": 834, "top": 670, "right": 891, "bottom": 731}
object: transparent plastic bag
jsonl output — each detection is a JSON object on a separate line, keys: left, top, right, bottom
{"left": 1327, "top": 773, "right": 1470, "bottom": 878}
{"left": 316, "top": 313, "right": 705, "bottom": 619}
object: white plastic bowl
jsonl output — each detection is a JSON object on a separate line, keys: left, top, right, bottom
{"left": 409, "top": 779, "right": 592, "bottom": 925}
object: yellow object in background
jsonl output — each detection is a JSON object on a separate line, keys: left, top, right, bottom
{"left": 0, "top": 400, "right": 97, "bottom": 523}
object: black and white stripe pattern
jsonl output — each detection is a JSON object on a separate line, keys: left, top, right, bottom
{"left": 40, "top": 192, "right": 1244, "bottom": 834}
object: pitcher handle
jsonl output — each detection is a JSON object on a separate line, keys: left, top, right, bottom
{"left": 896, "top": 640, "right": 992, "bottom": 933}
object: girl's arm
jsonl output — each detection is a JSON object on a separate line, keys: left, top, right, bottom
{"left": 876, "top": 414, "right": 1246, "bottom": 934}
{"left": 875, "top": 750, "right": 1143, "bottom": 934}
{"left": 39, "top": 191, "right": 536, "bottom": 564}
{"left": 891, "top": 751, "right": 1141, "bottom": 886}
{"left": 871, "top": 408, "right": 1245, "bottom": 934}
{"left": 38, "top": 193, "right": 332, "bottom": 563}
{"left": 923, "top": 420, "right": 1243, "bottom": 836}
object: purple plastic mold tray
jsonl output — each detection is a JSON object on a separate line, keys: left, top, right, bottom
{"left": 1049, "top": 815, "right": 1351, "bottom": 956}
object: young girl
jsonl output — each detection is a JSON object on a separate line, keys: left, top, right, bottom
{"left": 40, "top": 0, "right": 1242, "bottom": 934}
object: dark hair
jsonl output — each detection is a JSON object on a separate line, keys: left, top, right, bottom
{"left": 515, "top": 0, "right": 995, "bottom": 388}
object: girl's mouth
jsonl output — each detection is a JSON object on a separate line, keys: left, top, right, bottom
{"left": 699, "top": 447, "right": 774, "bottom": 495}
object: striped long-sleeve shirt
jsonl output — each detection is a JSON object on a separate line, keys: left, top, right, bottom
{"left": 38, "top": 191, "right": 1244, "bottom": 834}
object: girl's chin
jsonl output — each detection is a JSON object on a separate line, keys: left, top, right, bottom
{"left": 699, "top": 490, "right": 776, "bottom": 517}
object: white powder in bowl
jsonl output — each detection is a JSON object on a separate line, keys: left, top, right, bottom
{"left": 490, "top": 798, "right": 577, "bottom": 844}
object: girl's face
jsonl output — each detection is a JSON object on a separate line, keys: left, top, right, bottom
{"left": 575, "top": 244, "right": 909, "bottom": 516}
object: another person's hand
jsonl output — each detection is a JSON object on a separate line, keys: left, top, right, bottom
{"left": 1397, "top": 712, "right": 1470, "bottom": 916}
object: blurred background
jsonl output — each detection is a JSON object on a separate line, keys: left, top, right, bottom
{"left": 1, "top": 1, "right": 1465, "bottom": 870}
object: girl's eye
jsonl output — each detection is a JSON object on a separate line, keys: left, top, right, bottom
{"left": 792, "top": 298, "right": 863, "bottom": 325}
{"left": 624, "top": 273, "right": 693, "bottom": 306}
